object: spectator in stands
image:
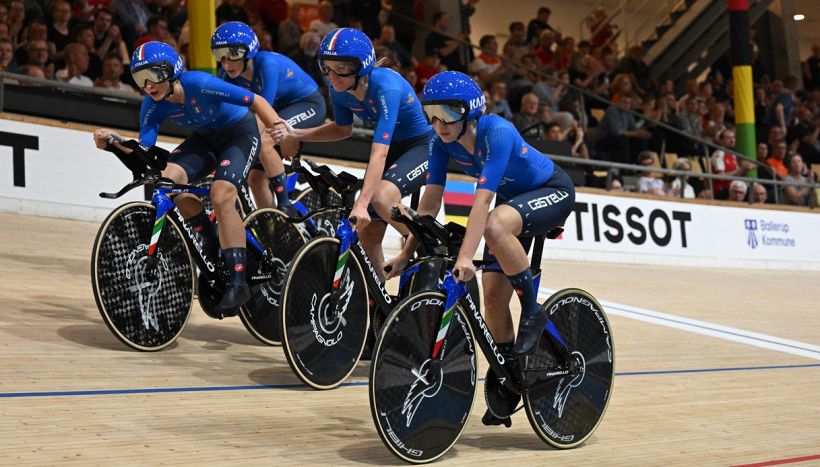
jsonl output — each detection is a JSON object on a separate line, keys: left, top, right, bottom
{"left": 526, "top": 6, "right": 556, "bottom": 47}
{"left": 426, "top": 11, "right": 467, "bottom": 73}
{"left": 7, "top": 0, "right": 25, "bottom": 51}
{"left": 756, "top": 141, "right": 769, "bottom": 163}
{"left": 71, "top": 23, "right": 102, "bottom": 80}
{"left": 767, "top": 125, "right": 786, "bottom": 152}
{"left": 56, "top": 42, "right": 92, "bottom": 86}
{"left": 636, "top": 151, "right": 666, "bottom": 196}
{"left": 711, "top": 129, "right": 755, "bottom": 199}
{"left": 594, "top": 91, "right": 651, "bottom": 164}
{"left": 14, "top": 19, "right": 51, "bottom": 66}
{"left": 24, "top": 39, "right": 54, "bottom": 79}
{"left": 487, "top": 80, "right": 513, "bottom": 120}
{"left": 91, "top": 9, "right": 128, "bottom": 64}
{"left": 277, "top": 3, "right": 302, "bottom": 56}
{"left": 614, "top": 45, "right": 652, "bottom": 95}
{"left": 309, "top": 1, "right": 337, "bottom": 38}
{"left": 0, "top": 23, "right": 8, "bottom": 42}
{"left": 702, "top": 100, "right": 729, "bottom": 143}
{"left": 288, "top": 31, "right": 323, "bottom": 88}
{"left": 555, "top": 36, "right": 575, "bottom": 71}
{"left": 765, "top": 141, "right": 789, "bottom": 178}
{"left": 671, "top": 96, "right": 703, "bottom": 155}
{"left": 788, "top": 107, "right": 820, "bottom": 167}
{"left": 115, "top": 0, "right": 151, "bottom": 48}
{"left": 134, "top": 15, "right": 177, "bottom": 49}
{"left": 94, "top": 52, "right": 137, "bottom": 95}
{"left": 216, "top": 0, "right": 250, "bottom": 25}
{"left": 48, "top": 0, "right": 74, "bottom": 54}
{"left": 505, "top": 21, "right": 532, "bottom": 63}
{"left": 555, "top": 114, "right": 590, "bottom": 159}
{"left": 668, "top": 157, "right": 696, "bottom": 199}
{"left": 781, "top": 154, "right": 813, "bottom": 206}
{"left": 727, "top": 180, "right": 748, "bottom": 202}
{"left": 471, "top": 34, "right": 502, "bottom": 87}
{"left": 803, "top": 44, "right": 820, "bottom": 92}
{"left": 375, "top": 25, "right": 413, "bottom": 70}
{"left": 764, "top": 78, "right": 796, "bottom": 133}
{"left": 258, "top": 29, "right": 273, "bottom": 52}
{"left": 0, "top": 36, "right": 15, "bottom": 72}
{"left": 532, "top": 70, "right": 566, "bottom": 112}
{"left": 534, "top": 30, "right": 556, "bottom": 71}
{"left": 752, "top": 182, "right": 768, "bottom": 204}
{"left": 414, "top": 51, "right": 444, "bottom": 94}
{"left": 610, "top": 175, "right": 625, "bottom": 191}
{"left": 588, "top": 7, "right": 618, "bottom": 50}
{"left": 513, "top": 93, "right": 544, "bottom": 138}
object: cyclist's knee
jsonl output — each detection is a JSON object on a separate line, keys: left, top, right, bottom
{"left": 370, "top": 182, "right": 400, "bottom": 212}
{"left": 162, "top": 163, "right": 188, "bottom": 184}
{"left": 210, "top": 180, "right": 238, "bottom": 208}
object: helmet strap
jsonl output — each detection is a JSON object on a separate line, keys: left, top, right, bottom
{"left": 164, "top": 79, "right": 176, "bottom": 100}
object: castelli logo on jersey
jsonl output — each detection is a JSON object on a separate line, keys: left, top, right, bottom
{"left": 221, "top": 160, "right": 231, "bottom": 167}
{"left": 477, "top": 149, "right": 483, "bottom": 157}
{"left": 522, "top": 147, "right": 528, "bottom": 154}
{"left": 242, "top": 95, "right": 250, "bottom": 104}
{"left": 389, "top": 163, "right": 398, "bottom": 170}
{"left": 479, "top": 176, "right": 487, "bottom": 184}
{"left": 190, "top": 98, "right": 197, "bottom": 105}
{"left": 514, "top": 288, "right": 523, "bottom": 297}
{"left": 426, "top": 173, "right": 431, "bottom": 180}
{"left": 275, "top": 185, "right": 284, "bottom": 193}
{"left": 234, "top": 264, "right": 244, "bottom": 272}
{"left": 382, "top": 132, "right": 390, "bottom": 140}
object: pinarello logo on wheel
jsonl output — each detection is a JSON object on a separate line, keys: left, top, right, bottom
{"left": 220, "top": 160, "right": 231, "bottom": 167}
{"left": 382, "top": 132, "right": 390, "bottom": 141}
{"left": 234, "top": 264, "right": 245, "bottom": 272}
{"left": 479, "top": 176, "right": 487, "bottom": 185}
{"left": 243, "top": 95, "right": 250, "bottom": 104}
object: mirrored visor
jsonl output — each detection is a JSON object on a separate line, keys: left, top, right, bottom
{"left": 132, "top": 65, "right": 170, "bottom": 89}
{"left": 422, "top": 102, "right": 467, "bottom": 124}
{"left": 212, "top": 45, "right": 247, "bottom": 62}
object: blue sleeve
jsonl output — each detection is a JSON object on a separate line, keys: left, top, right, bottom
{"left": 258, "top": 58, "right": 280, "bottom": 105}
{"left": 372, "top": 88, "right": 401, "bottom": 145}
{"left": 198, "top": 74, "right": 255, "bottom": 107}
{"left": 138, "top": 98, "right": 163, "bottom": 148}
{"left": 426, "top": 136, "right": 448, "bottom": 186}
{"left": 477, "top": 124, "right": 514, "bottom": 192}
{"left": 331, "top": 92, "right": 354, "bottom": 126}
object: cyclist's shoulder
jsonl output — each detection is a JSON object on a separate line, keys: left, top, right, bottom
{"left": 370, "top": 67, "right": 406, "bottom": 92}
{"left": 179, "top": 70, "right": 215, "bottom": 88}
{"left": 478, "top": 114, "right": 519, "bottom": 139}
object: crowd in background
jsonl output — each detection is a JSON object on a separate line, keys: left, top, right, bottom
{"left": 0, "top": 0, "right": 817, "bottom": 206}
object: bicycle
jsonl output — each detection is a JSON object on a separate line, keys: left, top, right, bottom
{"left": 369, "top": 208, "right": 615, "bottom": 463}
{"left": 278, "top": 161, "right": 480, "bottom": 390}
{"left": 91, "top": 140, "right": 307, "bottom": 351}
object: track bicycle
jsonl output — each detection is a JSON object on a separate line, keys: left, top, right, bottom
{"left": 369, "top": 208, "right": 615, "bottom": 463}
{"left": 91, "top": 141, "right": 306, "bottom": 351}
{"left": 278, "top": 161, "right": 480, "bottom": 390}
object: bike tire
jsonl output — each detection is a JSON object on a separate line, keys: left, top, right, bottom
{"left": 294, "top": 187, "right": 343, "bottom": 237}
{"left": 91, "top": 202, "right": 194, "bottom": 351}
{"left": 369, "top": 291, "right": 477, "bottom": 464}
{"left": 238, "top": 208, "right": 309, "bottom": 345}
{"left": 523, "top": 288, "right": 615, "bottom": 449}
{"left": 280, "top": 236, "right": 369, "bottom": 389}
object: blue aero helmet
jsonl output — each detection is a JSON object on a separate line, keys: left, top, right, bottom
{"left": 318, "top": 28, "right": 376, "bottom": 90}
{"left": 421, "top": 71, "right": 486, "bottom": 131}
{"left": 131, "top": 41, "right": 184, "bottom": 90}
{"left": 211, "top": 21, "right": 259, "bottom": 63}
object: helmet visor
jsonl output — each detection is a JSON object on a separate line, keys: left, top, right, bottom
{"left": 132, "top": 64, "right": 172, "bottom": 89}
{"left": 318, "top": 57, "right": 359, "bottom": 77}
{"left": 212, "top": 45, "right": 247, "bottom": 62}
{"left": 422, "top": 101, "right": 468, "bottom": 124}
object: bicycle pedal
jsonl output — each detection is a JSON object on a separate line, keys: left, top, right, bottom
{"left": 481, "top": 409, "right": 512, "bottom": 428}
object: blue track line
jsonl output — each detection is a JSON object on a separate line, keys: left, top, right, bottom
{"left": 1, "top": 363, "right": 819, "bottom": 399}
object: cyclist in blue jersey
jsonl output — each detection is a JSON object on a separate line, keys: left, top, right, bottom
{"left": 212, "top": 21, "right": 327, "bottom": 213}
{"left": 93, "top": 41, "right": 284, "bottom": 314}
{"left": 271, "top": 27, "right": 432, "bottom": 277}
{"left": 386, "top": 71, "right": 575, "bottom": 382}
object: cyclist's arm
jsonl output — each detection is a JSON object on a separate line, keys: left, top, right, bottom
{"left": 355, "top": 142, "right": 389, "bottom": 208}
{"left": 399, "top": 183, "right": 444, "bottom": 256}
{"left": 292, "top": 121, "right": 353, "bottom": 142}
{"left": 457, "top": 188, "right": 493, "bottom": 264}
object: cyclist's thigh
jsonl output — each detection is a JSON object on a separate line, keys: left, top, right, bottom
{"left": 213, "top": 118, "right": 261, "bottom": 189}
{"left": 500, "top": 167, "right": 575, "bottom": 238}
{"left": 381, "top": 134, "right": 430, "bottom": 198}
{"left": 170, "top": 134, "right": 217, "bottom": 184}
{"left": 277, "top": 91, "right": 327, "bottom": 129}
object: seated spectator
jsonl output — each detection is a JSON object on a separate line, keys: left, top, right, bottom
{"left": 504, "top": 21, "right": 532, "bottom": 63}
{"left": 781, "top": 154, "right": 813, "bottom": 205}
{"left": 0, "top": 36, "right": 15, "bottom": 72}
{"left": 471, "top": 34, "right": 503, "bottom": 87}
{"left": 94, "top": 52, "right": 137, "bottom": 95}
{"left": 309, "top": 1, "right": 337, "bottom": 38}
{"left": 413, "top": 52, "right": 444, "bottom": 94}
{"left": 752, "top": 182, "right": 769, "bottom": 204}
{"left": 513, "top": 93, "right": 544, "bottom": 138}
{"left": 217, "top": 0, "right": 250, "bottom": 25}
{"left": 527, "top": 6, "right": 557, "bottom": 46}
{"left": 376, "top": 25, "right": 413, "bottom": 70}
{"left": 134, "top": 15, "right": 177, "bottom": 49}
{"left": 555, "top": 36, "right": 575, "bottom": 71}
{"left": 610, "top": 175, "right": 625, "bottom": 191}
{"left": 14, "top": 19, "right": 52, "bottom": 67}
{"left": 426, "top": 11, "right": 468, "bottom": 73}
{"left": 487, "top": 80, "right": 513, "bottom": 120}
{"left": 767, "top": 125, "right": 786, "bottom": 151}
{"left": 636, "top": 151, "right": 666, "bottom": 196}
{"left": 668, "top": 157, "right": 696, "bottom": 199}
{"left": 91, "top": 9, "right": 128, "bottom": 64}
{"left": 594, "top": 91, "right": 651, "bottom": 164}
{"left": 614, "top": 45, "right": 653, "bottom": 94}
{"left": 70, "top": 23, "right": 102, "bottom": 80}
{"left": 711, "top": 129, "right": 755, "bottom": 198}
{"left": 727, "top": 180, "right": 748, "bottom": 202}
{"left": 48, "top": 0, "right": 74, "bottom": 55}
{"left": 702, "top": 100, "right": 729, "bottom": 143}
{"left": 289, "top": 32, "right": 323, "bottom": 88}
{"left": 532, "top": 70, "right": 567, "bottom": 112}
{"left": 277, "top": 3, "right": 302, "bottom": 56}
{"left": 551, "top": 111, "right": 589, "bottom": 159}
{"left": 534, "top": 29, "right": 556, "bottom": 71}
{"left": 56, "top": 42, "right": 92, "bottom": 86}
{"left": 765, "top": 141, "right": 789, "bottom": 178}
{"left": 24, "top": 39, "right": 54, "bottom": 79}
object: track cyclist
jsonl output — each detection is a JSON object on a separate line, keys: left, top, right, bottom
{"left": 211, "top": 21, "right": 327, "bottom": 214}
{"left": 385, "top": 71, "right": 576, "bottom": 425}
{"left": 93, "top": 41, "right": 284, "bottom": 314}
{"left": 270, "top": 27, "right": 432, "bottom": 276}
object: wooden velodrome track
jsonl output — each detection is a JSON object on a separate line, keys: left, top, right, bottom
{"left": 2, "top": 198, "right": 819, "bottom": 466}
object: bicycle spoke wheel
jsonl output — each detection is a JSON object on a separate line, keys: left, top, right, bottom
{"left": 523, "top": 288, "right": 615, "bottom": 449}
{"left": 91, "top": 202, "right": 194, "bottom": 351}
{"left": 370, "top": 291, "right": 477, "bottom": 464}
{"left": 238, "top": 208, "right": 308, "bottom": 345}
{"left": 281, "top": 237, "right": 369, "bottom": 389}
{"left": 294, "top": 187, "right": 342, "bottom": 237}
